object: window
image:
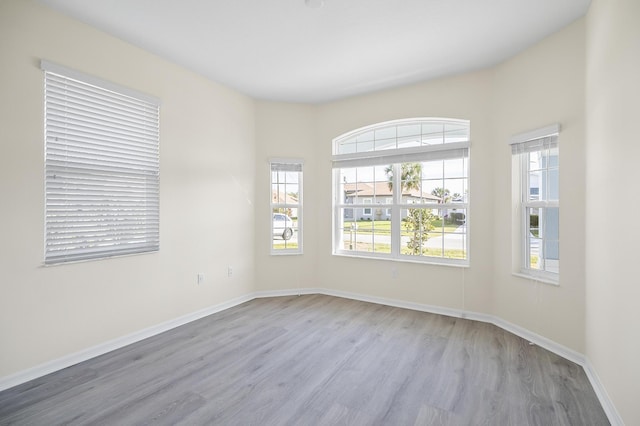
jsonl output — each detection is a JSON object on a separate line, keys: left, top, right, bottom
{"left": 271, "top": 159, "right": 303, "bottom": 254}
{"left": 511, "top": 124, "right": 560, "bottom": 282}
{"left": 333, "top": 118, "right": 469, "bottom": 265}
{"left": 42, "top": 61, "right": 160, "bottom": 264}
{"left": 363, "top": 199, "right": 373, "bottom": 217}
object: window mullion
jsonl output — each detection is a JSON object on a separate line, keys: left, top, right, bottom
{"left": 391, "top": 163, "right": 401, "bottom": 257}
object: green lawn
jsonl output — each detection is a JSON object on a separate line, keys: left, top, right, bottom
{"left": 344, "top": 241, "right": 465, "bottom": 259}
{"left": 344, "top": 219, "right": 460, "bottom": 238}
{"left": 273, "top": 242, "right": 298, "bottom": 250}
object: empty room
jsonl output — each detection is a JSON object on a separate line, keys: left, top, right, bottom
{"left": 0, "top": 0, "right": 638, "bottom": 424}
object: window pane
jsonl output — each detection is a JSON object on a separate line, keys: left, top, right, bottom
{"left": 339, "top": 212, "right": 358, "bottom": 251}
{"left": 443, "top": 209, "right": 467, "bottom": 259}
{"left": 400, "top": 208, "right": 437, "bottom": 257}
{"left": 375, "top": 126, "right": 396, "bottom": 140}
{"left": 422, "top": 123, "right": 444, "bottom": 145}
{"left": 548, "top": 147, "right": 559, "bottom": 167}
{"left": 529, "top": 170, "right": 544, "bottom": 201}
{"left": 272, "top": 207, "right": 298, "bottom": 251}
{"left": 397, "top": 124, "right": 422, "bottom": 149}
{"left": 526, "top": 207, "right": 541, "bottom": 270}
{"left": 338, "top": 137, "right": 357, "bottom": 154}
{"left": 372, "top": 220, "right": 392, "bottom": 253}
{"left": 548, "top": 168, "right": 559, "bottom": 201}
{"left": 375, "top": 138, "right": 396, "bottom": 151}
{"left": 444, "top": 158, "right": 467, "bottom": 179}
{"left": 421, "top": 160, "right": 443, "bottom": 179}
{"left": 444, "top": 122, "right": 470, "bottom": 143}
{"left": 358, "top": 140, "right": 374, "bottom": 153}
{"left": 420, "top": 180, "right": 445, "bottom": 203}
{"left": 444, "top": 179, "right": 466, "bottom": 200}
{"left": 271, "top": 162, "right": 302, "bottom": 254}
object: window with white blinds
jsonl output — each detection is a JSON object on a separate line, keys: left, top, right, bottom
{"left": 510, "top": 124, "right": 560, "bottom": 283}
{"left": 42, "top": 61, "right": 160, "bottom": 265}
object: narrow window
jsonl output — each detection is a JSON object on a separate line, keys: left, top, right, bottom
{"left": 43, "top": 61, "right": 160, "bottom": 264}
{"left": 270, "top": 160, "right": 303, "bottom": 254}
{"left": 511, "top": 124, "right": 560, "bottom": 282}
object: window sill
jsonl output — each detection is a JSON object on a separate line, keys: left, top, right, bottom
{"left": 270, "top": 251, "right": 303, "bottom": 256}
{"left": 333, "top": 252, "right": 469, "bottom": 268}
{"left": 512, "top": 271, "right": 559, "bottom": 286}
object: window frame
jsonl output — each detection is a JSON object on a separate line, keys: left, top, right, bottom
{"left": 42, "top": 60, "right": 160, "bottom": 265}
{"left": 270, "top": 159, "right": 303, "bottom": 255}
{"left": 332, "top": 118, "right": 470, "bottom": 266}
{"left": 510, "top": 124, "right": 560, "bottom": 284}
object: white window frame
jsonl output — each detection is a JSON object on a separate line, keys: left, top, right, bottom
{"left": 42, "top": 60, "right": 160, "bottom": 265}
{"left": 510, "top": 124, "right": 560, "bottom": 284}
{"left": 332, "top": 118, "right": 470, "bottom": 266}
{"left": 270, "top": 159, "right": 303, "bottom": 255}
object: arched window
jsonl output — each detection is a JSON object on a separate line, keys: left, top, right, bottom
{"left": 332, "top": 118, "right": 470, "bottom": 265}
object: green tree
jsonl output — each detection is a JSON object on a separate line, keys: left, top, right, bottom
{"left": 384, "top": 162, "right": 422, "bottom": 192}
{"left": 385, "top": 163, "right": 434, "bottom": 255}
{"left": 404, "top": 208, "right": 436, "bottom": 255}
{"left": 431, "top": 187, "right": 451, "bottom": 204}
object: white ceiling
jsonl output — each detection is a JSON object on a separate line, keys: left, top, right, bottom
{"left": 37, "top": 0, "right": 591, "bottom": 104}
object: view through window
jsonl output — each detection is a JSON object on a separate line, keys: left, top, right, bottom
{"left": 271, "top": 160, "right": 303, "bottom": 254}
{"left": 332, "top": 119, "right": 469, "bottom": 265}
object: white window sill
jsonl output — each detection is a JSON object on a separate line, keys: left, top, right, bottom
{"left": 512, "top": 271, "right": 559, "bottom": 286}
{"left": 333, "top": 252, "right": 469, "bottom": 268}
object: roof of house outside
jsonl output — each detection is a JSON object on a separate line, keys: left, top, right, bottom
{"left": 343, "top": 182, "right": 441, "bottom": 202}
{"left": 272, "top": 192, "right": 299, "bottom": 204}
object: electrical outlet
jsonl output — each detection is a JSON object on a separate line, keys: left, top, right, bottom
{"left": 197, "top": 273, "right": 204, "bottom": 284}
{"left": 227, "top": 266, "right": 233, "bottom": 277}
{"left": 391, "top": 267, "right": 398, "bottom": 279}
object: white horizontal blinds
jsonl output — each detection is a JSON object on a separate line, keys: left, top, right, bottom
{"left": 333, "top": 143, "right": 468, "bottom": 168}
{"left": 511, "top": 136, "right": 558, "bottom": 155}
{"left": 271, "top": 162, "right": 303, "bottom": 173}
{"left": 44, "top": 64, "right": 160, "bottom": 264}
{"left": 509, "top": 123, "right": 560, "bottom": 154}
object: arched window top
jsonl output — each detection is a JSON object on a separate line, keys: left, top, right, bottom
{"left": 333, "top": 118, "right": 470, "bottom": 156}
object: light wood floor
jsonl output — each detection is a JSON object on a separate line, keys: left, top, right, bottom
{"left": 0, "top": 294, "right": 609, "bottom": 425}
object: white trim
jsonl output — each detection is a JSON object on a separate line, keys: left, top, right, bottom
{"left": 583, "top": 358, "right": 625, "bottom": 426}
{"left": 40, "top": 59, "right": 161, "bottom": 106}
{"left": 0, "top": 288, "right": 622, "bottom": 426}
{"left": 268, "top": 157, "right": 305, "bottom": 166}
{"left": 512, "top": 271, "right": 559, "bottom": 286}
{"left": 0, "top": 293, "right": 253, "bottom": 392}
{"left": 334, "top": 117, "right": 470, "bottom": 150}
{"left": 509, "top": 123, "right": 560, "bottom": 145}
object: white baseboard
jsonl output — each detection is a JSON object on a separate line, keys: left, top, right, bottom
{"left": 583, "top": 358, "right": 625, "bottom": 426}
{"left": 0, "top": 293, "right": 254, "bottom": 392}
{"left": 258, "top": 287, "right": 623, "bottom": 425}
{"left": 0, "top": 287, "right": 623, "bottom": 425}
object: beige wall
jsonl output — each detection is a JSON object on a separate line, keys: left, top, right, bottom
{"left": 312, "top": 71, "right": 495, "bottom": 314}
{"left": 254, "top": 102, "right": 318, "bottom": 292}
{"left": 0, "top": 0, "right": 256, "bottom": 377}
{"left": 586, "top": 0, "right": 640, "bottom": 423}
{"left": 491, "top": 19, "right": 587, "bottom": 353}
{"left": 2, "top": 1, "right": 638, "bottom": 422}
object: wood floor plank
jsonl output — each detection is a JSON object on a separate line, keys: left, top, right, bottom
{"left": 0, "top": 294, "right": 609, "bottom": 425}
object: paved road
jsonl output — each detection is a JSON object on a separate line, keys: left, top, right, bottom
{"left": 343, "top": 224, "right": 467, "bottom": 251}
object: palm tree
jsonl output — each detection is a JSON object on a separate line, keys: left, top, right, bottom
{"left": 431, "top": 187, "right": 451, "bottom": 204}
{"left": 384, "top": 163, "right": 431, "bottom": 255}
{"left": 385, "top": 162, "right": 422, "bottom": 192}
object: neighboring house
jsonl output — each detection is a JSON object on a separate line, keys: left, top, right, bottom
{"left": 343, "top": 182, "right": 444, "bottom": 220}
{"left": 272, "top": 191, "right": 298, "bottom": 205}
